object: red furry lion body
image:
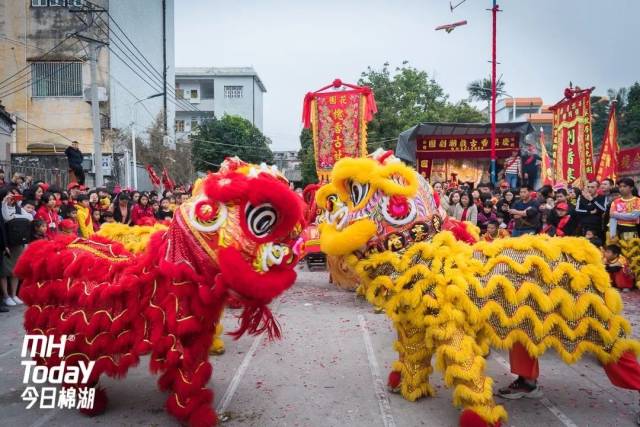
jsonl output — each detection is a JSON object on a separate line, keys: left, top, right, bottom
{"left": 17, "top": 159, "right": 304, "bottom": 427}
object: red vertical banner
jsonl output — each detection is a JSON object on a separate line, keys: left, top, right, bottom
{"left": 595, "top": 102, "right": 618, "bottom": 182}
{"left": 549, "top": 87, "right": 595, "bottom": 186}
{"left": 302, "top": 80, "right": 377, "bottom": 181}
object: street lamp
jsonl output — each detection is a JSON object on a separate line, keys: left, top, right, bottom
{"left": 130, "top": 92, "right": 163, "bottom": 189}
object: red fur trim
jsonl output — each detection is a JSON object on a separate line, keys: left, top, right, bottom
{"left": 218, "top": 247, "right": 296, "bottom": 304}
{"left": 459, "top": 409, "right": 499, "bottom": 427}
{"left": 79, "top": 386, "right": 108, "bottom": 417}
{"left": 388, "top": 370, "right": 401, "bottom": 389}
{"left": 443, "top": 218, "right": 478, "bottom": 244}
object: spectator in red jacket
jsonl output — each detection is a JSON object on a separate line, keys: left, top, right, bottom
{"left": 130, "top": 193, "right": 155, "bottom": 226}
{"left": 35, "top": 193, "right": 60, "bottom": 238}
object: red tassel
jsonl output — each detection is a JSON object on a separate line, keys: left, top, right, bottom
{"left": 228, "top": 302, "right": 281, "bottom": 341}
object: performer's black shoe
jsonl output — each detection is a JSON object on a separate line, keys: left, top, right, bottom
{"left": 497, "top": 376, "right": 543, "bottom": 399}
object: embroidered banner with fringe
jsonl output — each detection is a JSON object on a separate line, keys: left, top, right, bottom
{"left": 549, "top": 87, "right": 595, "bottom": 186}
{"left": 302, "top": 80, "right": 377, "bottom": 182}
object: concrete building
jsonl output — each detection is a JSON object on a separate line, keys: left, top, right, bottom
{"left": 485, "top": 97, "right": 553, "bottom": 145}
{"left": 0, "top": 0, "right": 174, "bottom": 184}
{"left": 174, "top": 67, "right": 266, "bottom": 139}
{"left": 0, "top": 103, "right": 15, "bottom": 164}
{"left": 108, "top": 0, "right": 175, "bottom": 140}
{"left": 272, "top": 150, "right": 301, "bottom": 185}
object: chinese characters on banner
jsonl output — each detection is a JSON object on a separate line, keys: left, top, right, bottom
{"left": 302, "top": 80, "right": 377, "bottom": 181}
{"left": 549, "top": 88, "right": 595, "bottom": 186}
{"left": 595, "top": 102, "right": 618, "bottom": 182}
{"left": 618, "top": 146, "right": 640, "bottom": 177}
{"left": 415, "top": 134, "right": 519, "bottom": 179}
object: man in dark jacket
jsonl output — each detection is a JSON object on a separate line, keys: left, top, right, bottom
{"left": 575, "top": 180, "right": 606, "bottom": 236}
{"left": 521, "top": 144, "right": 542, "bottom": 189}
{"left": 65, "top": 140, "right": 85, "bottom": 185}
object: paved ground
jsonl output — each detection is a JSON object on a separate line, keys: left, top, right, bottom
{"left": 2, "top": 265, "right": 640, "bottom": 427}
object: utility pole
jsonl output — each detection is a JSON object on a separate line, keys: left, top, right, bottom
{"left": 489, "top": 1, "right": 500, "bottom": 184}
{"left": 162, "top": 0, "right": 168, "bottom": 135}
{"left": 89, "top": 41, "right": 104, "bottom": 187}
{"left": 71, "top": 3, "right": 108, "bottom": 187}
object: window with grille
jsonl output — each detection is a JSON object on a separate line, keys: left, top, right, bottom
{"left": 224, "top": 86, "right": 243, "bottom": 99}
{"left": 175, "top": 120, "right": 185, "bottom": 132}
{"left": 49, "top": 0, "right": 65, "bottom": 6}
{"left": 31, "top": 62, "right": 82, "bottom": 97}
{"left": 176, "top": 89, "right": 185, "bottom": 99}
{"left": 201, "top": 81, "right": 214, "bottom": 99}
{"left": 68, "top": 0, "right": 83, "bottom": 7}
{"left": 190, "top": 89, "right": 198, "bottom": 99}
{"left": 32, "top": 0, "right": 48, "bottom": 6}
{"left": 190, "top": 118, "right": 198, "bottom": 131}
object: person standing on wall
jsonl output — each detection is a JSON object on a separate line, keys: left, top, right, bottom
{"left": 521, "top": 144, "right": 541, "bottom": 189}
{"left": 65, "top": 140, "right": 85, "bottom": 185}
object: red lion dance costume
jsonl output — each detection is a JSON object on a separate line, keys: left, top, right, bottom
{"left": 16, "top": 158, "right": 304, "bottom": 426}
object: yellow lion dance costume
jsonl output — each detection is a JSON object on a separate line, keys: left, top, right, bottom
{"left": 317, "top": 150, "right": 640, "bottom": 427}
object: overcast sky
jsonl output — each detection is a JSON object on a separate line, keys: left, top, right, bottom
{"left": 175, "top": 0, "right": 639, "bottom": 151}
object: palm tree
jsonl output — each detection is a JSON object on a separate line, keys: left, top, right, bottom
{"left": 467, "top": 77, "right": 506, "bottom": 120}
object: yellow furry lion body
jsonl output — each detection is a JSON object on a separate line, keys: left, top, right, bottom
{"left": 316, "top": 151, "right": 640, "bottom": 426}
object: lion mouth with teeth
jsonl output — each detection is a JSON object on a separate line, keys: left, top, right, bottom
{"left": 317, "top": 151, "right": 453, "bottom": 259}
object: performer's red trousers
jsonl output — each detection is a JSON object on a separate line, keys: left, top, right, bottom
{"left": 509, "top": 342, "right": 640, "bottom": 390}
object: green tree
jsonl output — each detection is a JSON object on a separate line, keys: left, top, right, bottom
{"left": 467, "top": 77, "right": 506, "bottom": 120}
{"left": 358, "top": 62, "right": 484, "bottom": 151}
{"left": 297, "top": 128, "right": 317, "bottom": 187}
{"left": 191, "top": 115, "right": 273, "bottom": 172}
{"left": 620, "top": 82, "right": 640, "bottom": 147}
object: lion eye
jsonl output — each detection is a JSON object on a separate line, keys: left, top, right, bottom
{"left": 189, "top": 198, "right": 227, "bottom": 233}
{"left": 349, "top": 181, "right": 369, "bottom": 206}
{"left": 246, "top": 203, "right": 278, "bottom": 238}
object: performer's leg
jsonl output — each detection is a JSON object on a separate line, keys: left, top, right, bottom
{"left": 388, "top": 321, "right": 434, "bottom": 401}
{"left": 435, "top": 326, "right": 506, "bottom": 427}
{"left": 509, "top": 342, "right": 539, "bottom": 380}
{"left": 498, "top": 342, "right": 542, "bottom": 399}
{"left": 209, "top": 320, "right": 225, "bottom": 355}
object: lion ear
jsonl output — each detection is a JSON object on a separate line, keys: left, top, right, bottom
{"left": 376, "top": 163, "right": 419, "bottom": 197}
{"left": 191, "top": 177, "right": 205, "bottom": 197}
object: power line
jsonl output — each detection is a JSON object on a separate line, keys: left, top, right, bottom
{"left": 93, "top": 20, "right": 199, "bottom": 114}
{"left": 188, "top": 137, "right": 274, "bottom": 153}
{"left": 0, "top": 41, "right": 86, "bottom": 99}
{"left": 0, "top": 33, "right": 79, "bottom": 91}
{"left": 87, "top": 7, "right": 199, "bottom": 113}
{"left": 14, "top": 115, "right": 75, "bottom": 143}
{"left": 106, "top": 45, "right": 200, "bottom": 114}
{"left": 92, "top": 6, "right": 199, "bottom": 112}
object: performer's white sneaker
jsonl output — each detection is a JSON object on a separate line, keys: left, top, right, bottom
{"left": 497, "top": 377, "right": 543, "bottom": 399}
{"left": 11, "top": 296, "right": 23, "bottom": 305}
{"left": 3, "top": 297, "right": 16, "bottom": 307}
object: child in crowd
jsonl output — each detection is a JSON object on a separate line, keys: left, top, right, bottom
{"left": 31, "top": 219, "right": 48, "bottom": 241}
{"left": 102, "top": 211, "right": 115, "bottom": 224}
{"left": 59, "top": 219, "right": 77, "bottom": 235}
{"left": 477, "top": 202, "right": 498, "bottom": 234}
{"left": 603, "top": 244, "right": 635, "bottom": 291}
{"left": 92, "top": 209, "right": 102, "bottom": 232}
{"left": 74, "top": 194, "right": 94, "bottom": 238}
{"left": 482, "top": 220, "right": 510, "bottom": 242}
{"left": 156, "top": 198, "right": 174, "bottom": 221}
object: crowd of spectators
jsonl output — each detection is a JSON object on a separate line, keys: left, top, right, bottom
{"left": 434, "top": 175, "right": 640, "bottom": 291}
{"left": 0, "top": 170, "right": 191, "bottom": 312}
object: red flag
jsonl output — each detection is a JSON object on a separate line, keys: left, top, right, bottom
{"left": 595, "top": 102, "right": 618, "bottom": 182}
{"left": 539, "top": 128, "right": 554, "bottom": 186}
{"left": 161, "top": 167, "right": 175, "bottom": 191}
{"left": 145, "top": 164, "right": 161, "bottom": 188}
